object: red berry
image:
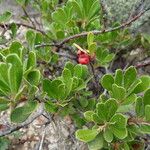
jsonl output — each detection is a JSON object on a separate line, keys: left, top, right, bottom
{"left": 78, "top": 53, "right": 90, "bottom": 64}
{"left": 78, "top": 57, "right": 90, "bottom": 64}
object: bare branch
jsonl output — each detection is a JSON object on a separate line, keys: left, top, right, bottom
{"left": 89, "top": 63, "right": 101, "bottom": 96}
{"left": 22, "top": 6, "right": 36, "bottom": 28}
{"left": 35, "top": 7, "right": 150, "bottom": 48}
{"left": 128, "top": 117, "right": 150, "bottom": 126}
{"left": 0, "top": 104, "right": 44, "bottom": 137}
{"left": 135, "top": 59, "right": 150, "bottom": 68}
{"left": 128, "top": 0, "right": 146, "bottom": 20}
{"left": 0, "top": 23, "right": 46, "bottom": 35}
{"left": 58, "top": 7, "right": 150, "bottom": 46}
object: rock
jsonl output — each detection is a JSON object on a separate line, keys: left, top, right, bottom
{"left": 48, "top": 143, "right": 58, "bottom": 150}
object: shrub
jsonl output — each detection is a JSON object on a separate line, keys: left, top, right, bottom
{"left": 0, "top": 0, "right": 150, "bottom": 149}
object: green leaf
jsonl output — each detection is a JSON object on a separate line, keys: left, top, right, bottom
{"left": 124, "top": 66, "right": 137, "bottom": 89}
{"left": 84, "top": 111, "right": 94, "bottom": 121}
{"left": 72, "top": 77, "right": 79, "bottom": 90}
{"left": 105, "top": 99, "right": 118, "bottom": 121}
{"left": 81, "top": 65, "right": 89, "bottom": 79}
{"left": 103, "top": 127, "right": 113, "bottom": 142}
{"left": 65, "top": 62, "right": 74, "bottom": 75}
{"left": 76, "top": 129, "right": 99, "bottom": 142}
{"left": 0, "top": 63, "right": 10, "bottom": 86}
{"left": 10, "top": 101, "right": 38, "bottom": 123}
{"left": 101, "top": 74, "right": 114, "bottom": 91}
{"left": 9, "top": 41, "right": 23, "bottom": 59}
{"left": 74, "top": 64, "right": 83, "bottom": 78}
{"left": 57, "top": 84, "right": 67, "bottom": 100}
{"left": 0, "top": 98, "right": 9, "bottom": 111}
{"left": 117, "top": 104, "right": 133, "bottom": 113}
{"left": 43, "top": 79, "right": 66, "bottom": 100}
{"left": 79, "top": 97, "right": 88, "bottom": 108}
{"left": 123, "top": 94, "right": 137, "bottom": 105}
{"left": 87, "top": 32, "right": 94, "bottom": 46}
{"left": 114, "top": 69, "right": 123, "bottom": 86}
{"left": 92, "top": 113, "right": 103, "bottom": 124}
{"left": 82, "top": 0, "right": 99, "bottom": 20}
{"left": 26, "top": 70, "right": 40, "bottom": 86}
{"left": 35, "top": 32, "right": 43, "bottom": 45}
{"left": 45, "top": 101, "right": 58, "bottom": 113}
{"left": 0, "top": 63, "right": 10, "bottom": 95}
{"left": 62, "top": 68, "right": 73, "bottom": 94}
{"left": 88, "top": 42, "right": 97, "bottom": 54}
{"left": 143, "top": 89, "right": 150, "bottom": 106}
{"left": 43, "top": 79, "right": 59, "bottom": 99}
{"left": 96, "top": 103, "right": 106, "bottom": 121}
{"left": 71, "top": 1, "right": 83, "bottom": 19}
{"left": 73, "top": 78, "right": 87, "bottom": 91}
{"left": 98, "top": 94, "right": 108, "bottom": 102}
{"left": 96, "top": 48, "right": 114, "bottom": 65}
{"left": 71, "top": 113, "right": 86, "bottom": 128}
{"left": 74, "top": 64, "right": 88, "bottom": 79}
{"left": 6, "top": 54, "right": 23, "bottom": 93}
{"left": 145, "top": 105, "right": 150, "bottom": 121}
{"left": 133, "top": 76, "right": 150, "bottom": 93}
{"left": 14, "top": 85, "right": 27, "bottom": 102}
{"left": 26, "top": 30, "right": 36, "bottom": 50}
{"left": 88, "top": 134, "right": 104, "bottom": 150}
{"left": 87, "top": 0, "right": 100, "bottom": 20}
{"left": 62, "top": 68, "right": 72, "bottom": 82}
{"left": 86, "top": 99, "right": 96, "bottom": 110}
{"left": 127, "top": 79, "right": 141, "bottom": 96}
{"left": 52, "top": 8, "right": 67, "bottom": 24}
{"left": 10, "top": 23, "right": 18, "bottom": 38}
{"left": 0, "top": 11, "right": 12, "bottom": 23}
{"left": 0, "top": 137, "right": 10, "bottom": 150}
{"left": 104, "top": 53, "right": 115, "bottom": 63}
{"left": 96, "top": 99, "right": 118, "bottom": 122}
{"left": 110, "top": 114, "right": 127, "bottom": 139}
{"left": 27, "top": 51, "right": 36, "bottom": 70}
{"left": 135, "top": 97, "right": 144, "bottom": 117}
{"left": 140, "top": 124, "right": 150, "bottom": 134}
{"left": 28, "top": 85, "right": 38, "bottom": 98}
{"left": 56, "top": 30, "right": 65, "bottom": 39}
{"left": 120, "top": 143, "right": 130, "bottom": 150}
{"left": 112, "top": 84, "right": 126, "bottom": 100}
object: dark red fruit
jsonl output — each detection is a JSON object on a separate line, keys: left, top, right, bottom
{"left": 78, "top": 56, "right": 90, "bottom": 64}
{"left": 77, "top": 49, "right": 95, "bottom": 65}
{"left": 78, "top": 53, "right": 90, "bottom": 64}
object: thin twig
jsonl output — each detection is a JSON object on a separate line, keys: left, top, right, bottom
{"left": 0, "top": 104, "right": 44, "bottom": 137}
{"left": 58, "top": 7, "right": 150, "bottom": 46}
{"left": 22, "top": 6, "right": 36, "bottom": 28}
{"left": 0, "top": 23, "right": 46, "bottom": 35}
{"left": 135, "top": 59, "right": 150, "bottom": 68}
{"left": 128, "top": 0, "right": 145, "bottom": 21}
{"left": 0, "top": 24, "right": 7, "bottom": 36}
{"left": 128, "top": 117, "right": 150, "bottom": 126}
{"left": 36, "top": 7, "right": 150, "bottom": 48}
{"left": 38, "top": 127, "right": 46, "bottom": 150}
{"left": 89, "top": 63, "right": 101, "bottom": 96}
